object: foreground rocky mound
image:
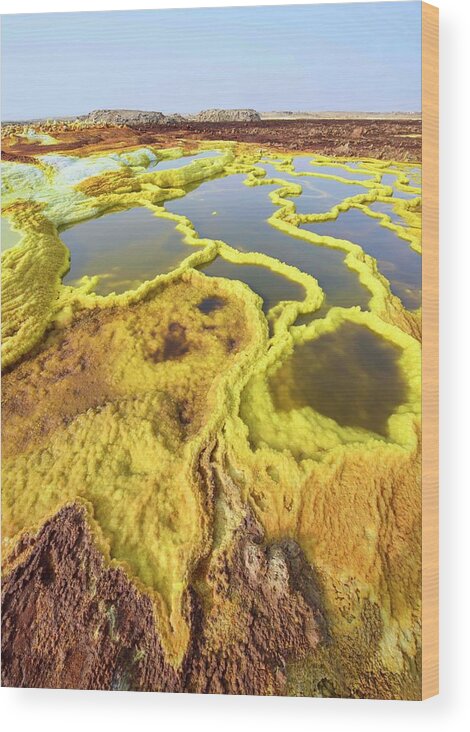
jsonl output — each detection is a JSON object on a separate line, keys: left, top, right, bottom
{"left": 1, "top": 502, "right": 326, "bottom": 693}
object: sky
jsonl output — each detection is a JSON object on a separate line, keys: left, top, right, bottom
{"left": 1, "top": 2, "right": 422, "bottom": 120}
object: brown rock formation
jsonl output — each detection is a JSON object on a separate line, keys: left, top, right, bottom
{"left": 1, "top": 504, "right": 182, "bottom": 691}
{"left": 1, "top": 499, "right": 327, "bottom": 693}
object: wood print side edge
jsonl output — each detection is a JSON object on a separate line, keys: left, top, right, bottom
{"left": 421, "top": 0, "right": 439, "bottom": 701}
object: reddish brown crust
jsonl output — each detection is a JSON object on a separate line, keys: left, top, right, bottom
{"left": 187, "top": 514, "right": 328, "bottom": 695}
{"left": 182, "top": 119, "right": 422, "bottom": 160}
{"left": 1, "top": 504, "right": 182, "bottom": 691}
{"left": 2, "top": 119, "right": 421, "bottom": 163}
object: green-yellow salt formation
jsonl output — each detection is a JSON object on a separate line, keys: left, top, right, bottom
{"left": 1, "top": 140, "right": 422, "bottom": 697}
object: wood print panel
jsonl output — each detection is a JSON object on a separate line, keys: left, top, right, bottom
{"left": 1, "top": 1, "right": 438, "bottom": 699}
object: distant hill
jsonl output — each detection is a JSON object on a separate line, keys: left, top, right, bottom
{"left": 85, "top": 109, "right": 167, "bottom": 126}
{"left": 2, "top": 108, "right": 420, "bottom": 126}
{"left": 260, "top": 111, "right": 422, "bottom": 120}
{"left": 190, "top": 109, "right": 261, "bottom": 122}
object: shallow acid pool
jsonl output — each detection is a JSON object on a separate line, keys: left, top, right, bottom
{"left": 258, "top": 162, "right": 367, "bottom": 215}
{"left": 405, "top": 167, "right": 422, "bottom": 187}
{"left": 380, "top": 173, "right": 420, "bottom": 199}
{"left": 1, "top": 217, "right": 22, "bottom": 252}
{"left": 291, "top": 156, "right": 374, "bottom": 181}
{"left": 301, "top": 208, "right": 421, "bottom": 309}
{"left": 197, "top": 256, "right": 305, "bottom": 314}
{"left": 390, "top": 165, "right": 422, "bottom": 188}
{"left": 269, "top": 322, "right": 407, "bottom": 435}
{"left": 166, "top": 173, "right": 370, "bottom": 316}
{"left": 61, "top": 207, "right": 197, "bottom": 294}
{"left": 368, "top": 201, "right": 407, "bottom": 225}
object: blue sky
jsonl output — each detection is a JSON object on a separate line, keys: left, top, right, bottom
{"left": 1, "top": 3, "right": 422, "bottom": 120}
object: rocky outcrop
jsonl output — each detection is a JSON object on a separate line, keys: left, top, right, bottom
{"left": 84, "top": 109, "right": 262, "bottom": 127}
{"left": 192, "top": 108, "right": 261, "bottom": 122}
{"left": 159, "top": 113, "right": 187, "bottom": 126}
{"left": 187, "top": 513, "right": 328, "bottom": 695}
{"left": 86, "top": 109, "right": 167, "bottom": 127}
